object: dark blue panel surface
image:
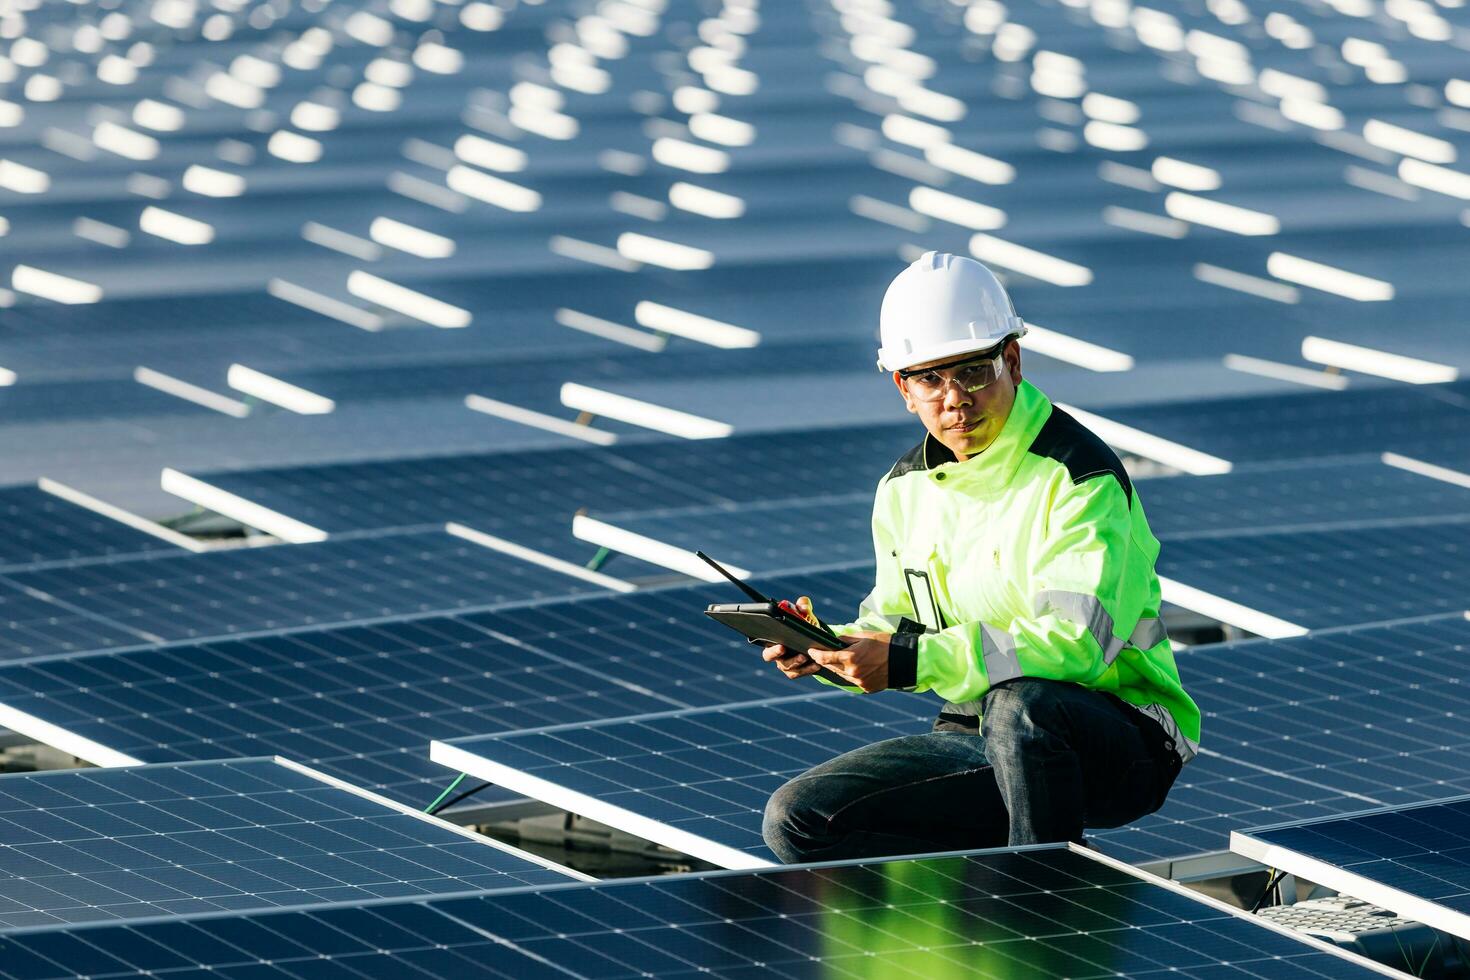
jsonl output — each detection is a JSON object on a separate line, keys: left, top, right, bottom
{"left": 0, "top": 582, "right": 151, "bottom": 662}
{"left": 1099, "top": 614, "right": 1470, "bottom": 864}
{"left": 1141, "top": 457, "right": 1470, "bottom": 540}
{"left": 1105, "top": 384, "right": 1470, "bottom": 467}
{"left": 1238, "top": 797, "right": 1470, "bottom": 933}
{"left": 587, "top": 495, "right": 876, "bottom": 574}
{"left": 0, "top": 567, "right": 874, "bottom": 805}
{"left": 0, "top": 758, "right": 569, "bottom": 930}
{"left": 441, "top": 692, "right": 939, "bottom": 863}
{"left": 433, "top": 615, "right": 1470, "bottom": 868}
{"left": 0, "top": 487, "right": 180, "bottom": 573}
{"left": 0, "top": 847, "right": 1385, "bottom": 978}
{"left": 188, "top": 422, "right": 918, "bottom": 537}
{"left": 1157, "top": 521, "right": 1470, "bottom": 629}
{"left": 0, "top": 528, "right": 608, "bottom": 651}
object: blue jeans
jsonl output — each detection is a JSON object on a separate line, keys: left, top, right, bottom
{"left": 762, "top": 678, "right": 1181, "bottom": 864}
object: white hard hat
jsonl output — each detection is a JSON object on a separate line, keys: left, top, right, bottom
{"left": 876, "top": 251, "right": 1027, "bottom": 373}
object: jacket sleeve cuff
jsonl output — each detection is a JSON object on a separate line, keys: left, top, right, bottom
{"left": 888, "top": 631, "right": 919, "bottom": 690}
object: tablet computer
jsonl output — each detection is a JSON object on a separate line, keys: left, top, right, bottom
{"left": 694, "top": 550, "right": 854, "bottom": 686}
{"left": 704, "top": 600, "right": 847, "bottom": 654}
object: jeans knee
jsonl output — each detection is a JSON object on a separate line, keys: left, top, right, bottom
{"left": 982, "top": 679, "right": 1069, "bottom": 752}
{"left": 762, "top": 776, "right": 821, "bottom": 864}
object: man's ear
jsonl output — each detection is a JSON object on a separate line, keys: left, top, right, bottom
{"left": 1005, "top": 339, "right": 1023, "bottom": 385}
{"left": 892, "top": 371, "right": 918, "bottom": 414}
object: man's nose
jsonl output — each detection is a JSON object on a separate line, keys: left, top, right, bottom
{"left": 942, "top": 378, "right": 973, "bottom": 408}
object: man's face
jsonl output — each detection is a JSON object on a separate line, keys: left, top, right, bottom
{"left": 892, "top": 340, "right": 1023, "bottom": 462}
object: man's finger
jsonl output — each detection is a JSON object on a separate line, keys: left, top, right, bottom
{"left": 807, "top": 647, "right": 849, "bottom": 666}
{"left": 761, "top": 644, "right": 788, "bottom": 662}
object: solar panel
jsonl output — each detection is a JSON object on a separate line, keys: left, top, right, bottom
{"left": 432, "top": 691, "right": 940, "bottom": 868}
{"left": 1232, "top": 797, "right": 1470, "bottom": 941}
{"left": 0, "top": 486, "right": 180, "bottom": 573}
{"left": 1099, "top": 613, "right": 1470, "bottom": 866}
{"left": 0, "top": 527, "right": 611, "bottom": 652}
{"left": 0, "top": 845, "right": 1394, "bottom": 978}
{"left": 176, "top": 420, "right": 915, "bottom": 534}
{"left": 0, "top": 566, "right": 875, "bottom": 805}
{"left": 582, "top": 495, "right": 875, "bottom": 575}
{"left": 435, "top": 612, "right": 1470, "bottom": 871}
{"left": 0, "top": 581, "right": 153, "bottom": 663}
{"left": 1158, "top": 520, "right": 1470, "bottom": 631}
{"left": 0, "top": 757, "right": 576, "bottom": 930}
{"left": 1102, "top": 384, "right": 1470, "bottom": 467}
{"left": 1141, "top": 456, "right": 1470, "bottom": 540}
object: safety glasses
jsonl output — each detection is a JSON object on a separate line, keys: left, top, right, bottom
{"left": 898, "top": 347, "right": 1007, "bottom": 403}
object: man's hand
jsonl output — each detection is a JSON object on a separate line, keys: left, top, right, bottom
{"left": 761, "top": 641, "right": 824, "bottom": 678}
{"left": 808, "top": 631, "right": 891, "bottom": 693}
{"left": 761, "top": 596, "right": 826, "bottom": 679}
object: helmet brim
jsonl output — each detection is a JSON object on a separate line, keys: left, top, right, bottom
{"left": 877, "top": 322, "right": 1027, "bottom": 373}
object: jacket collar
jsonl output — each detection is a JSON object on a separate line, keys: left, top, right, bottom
{"left": 919, "top": 380, "right": 1052, "bottom": 489}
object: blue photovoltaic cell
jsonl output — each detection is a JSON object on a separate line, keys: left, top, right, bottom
{"left": 0, "top": 528, "right": 609, "bottom": 652}
{"left": 1157, "top": 521, "right": 1470, "bottom": 630}
{"left": 437, "top": 692, "right": 940, "bottom": 865}
{"left": 189, "top": 422, "right": 918, "bottom": 535}
{"left": 0, "top": 758, "right": 570, "bottom": 930}
{"left": 1139, "top": 457, "right": 1470, "bottom": 540}
{"left": 590, "top": 456, "right": 1470, "bottom": 577}
{"left": 1098, "top": 614, "right": 1470, "bottom": 865}
{"left": 1234, "top": 797, "right": 1470, "bottom": 938}
{"left": 191, "top": 449, "right": 725, "bottom": 537}
{"left": 0, "top": 846, "right": 1386, "bottom": 978}
{"left": 0, "top": 582, "right": 151, "bottom": 662}
{"left": 0, "top": 567, "right": 876, "bottom": 805}
{"left": 588, "top": 495, "right": 875, "bottom": 574}
{"left": 0, "top": 487, "right": 180, "bottom": 573}
{"left": 1103, "top": 382, "right": 1470, "bottom": 466}
{"left": 458, "top": 565, "right": 878, "bottom": 705}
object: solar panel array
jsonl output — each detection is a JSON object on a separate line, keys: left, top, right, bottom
{"left": 2, "top": 0, "right": 1468, "bottom": 512}
{"left": 0, "top": 846, "right": 1396, "bottom": 978}
{"left": 0, "top": 527, "right": 615, "bottom": 654}
{"left": 0, "top": 758, "right": 575, "bottom": 930}
{"left": 0, "top": 0, "right": 1468, "bottom": 966}
{"left": 0, "top": 487, "right": 181, "bottom": 573}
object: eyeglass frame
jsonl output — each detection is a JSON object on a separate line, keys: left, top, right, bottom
{"left": 896, "top": 343, "right": 1011, "bottom": 402}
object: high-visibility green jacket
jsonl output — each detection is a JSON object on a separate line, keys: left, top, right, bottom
{"left": 831, "top": 380, "right": 1200, "bottom": 763}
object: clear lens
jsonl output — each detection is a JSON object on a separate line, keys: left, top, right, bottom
{"left": 904, "top": 351, "right": 1004, "bottom": 402}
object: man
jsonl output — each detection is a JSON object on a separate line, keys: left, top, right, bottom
{"left": 761, "top": 251, "right": 1199, "bottom": 863}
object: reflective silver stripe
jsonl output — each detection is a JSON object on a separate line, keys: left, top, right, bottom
{"left": 1132, "top": 702, "right": 1198, "bottom": 765}
{"left": 980, "top": 623, "right": 1022, "bottom": 685}
{"left": 1034, "top": 590, "right": 1121, "bottom": 664}
{"left": 1129, "top": 616, "right": 1167, "bottom": 650}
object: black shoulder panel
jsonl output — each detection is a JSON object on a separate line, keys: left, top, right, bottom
{"left": 1027, "top": 407, "right": 1133, "bottom": 504}
{"left": 885, "top": 438, "right": 931, "bottom": 482}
